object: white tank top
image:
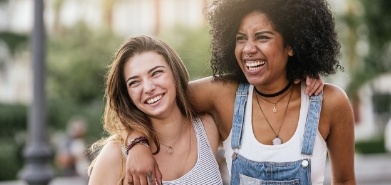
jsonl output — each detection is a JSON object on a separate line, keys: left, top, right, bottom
{"left": 223, "top": 83, "right": 327, "bottom": 184}
{"left": 124, "top": 117, "right": 223, "bottom": 185}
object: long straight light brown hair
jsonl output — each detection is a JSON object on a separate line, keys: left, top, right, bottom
{"left": 103, "top": 35, "right": 194, "bottom": 154}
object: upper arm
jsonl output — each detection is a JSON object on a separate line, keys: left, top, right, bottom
{"left": 189, "top": 77, "right": 238, "bottom": 139}
{"left": 323, "top": 84, "right": 356, "bottom": 184}
{"left": 189, "top": 76, "right": 217, "bottom": 113}
{"left": 89, "top": 140, "right": 125, "bottom": 185}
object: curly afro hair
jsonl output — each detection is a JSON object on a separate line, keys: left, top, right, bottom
{"left": 207, "top": 0, "right": 342, "bottom": 83}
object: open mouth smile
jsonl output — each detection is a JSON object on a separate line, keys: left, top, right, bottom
{"left": 245, "top": 60, "right": 266, "bottom": 71}
{"left": 146, "top": 95, "right": 163, "bottom": 104}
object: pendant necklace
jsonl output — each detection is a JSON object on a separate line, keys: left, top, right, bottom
{"left": 255, "top": 87, "right": 293, "bottom": 145}
{"left": 258, "top": 88, "right": 291, "bottom": 113}
{"left": 159, "top": 121, "right": 186, "bottom": 154}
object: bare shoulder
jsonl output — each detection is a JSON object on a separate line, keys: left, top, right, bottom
{"left": 96, "top": 139, "right": 124, "bottom": 164}
{"left": 199, "top": 114, "right": 218, "bottom": 134}
{"left": 88, "top": 138, "right": 124, "bottom": 185}
{"left": 321, "top": 83, "right": 354, "bottom": 128}
{"left": 198, "top": 114, "right": 220, "bottom": 155}
{"left": 322, "top": 83, "right": 351, "bottom": 109}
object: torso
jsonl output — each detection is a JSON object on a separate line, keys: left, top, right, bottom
{"left": 222, "top": 83, "right": 328, "bottom": 184}
{"left": 123, "top": 117, "right": 223, "bottom": 185}
{"left": 211, "top": 80, "right": 331, "bottom": 142}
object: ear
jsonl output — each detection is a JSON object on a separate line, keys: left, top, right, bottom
{"left": 287, "top": 46, "right": 294, "bottom": 56}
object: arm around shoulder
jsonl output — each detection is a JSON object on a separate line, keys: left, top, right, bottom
{"left": 88, "top": 140, "right": 125, "bottom": 185}
{"left": 322, "top": 84, "right": 356, "bottom": 184}
{"left": 189, "top": 76, "right": 238, "bottom": 113}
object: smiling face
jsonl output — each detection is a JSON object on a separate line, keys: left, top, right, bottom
{"left": 235, "top": 11, "right": 293, "bottom": 87}
{"left": 123, "top": 51, "right": 178, "bottom": 119}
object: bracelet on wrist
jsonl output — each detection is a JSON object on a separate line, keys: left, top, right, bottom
{"left": 126, "top": 136, "right": 149, "bottom": 155}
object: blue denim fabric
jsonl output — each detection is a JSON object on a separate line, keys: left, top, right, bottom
{"left": 230, "top": 83, "right": 323, "bottom": 185}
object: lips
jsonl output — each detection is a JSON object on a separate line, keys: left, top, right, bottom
{"left": 145, "top": 94, "right": 163, "bottom": 104}
{"left": 245, "top": 60, "right": 266, "bottom": 71}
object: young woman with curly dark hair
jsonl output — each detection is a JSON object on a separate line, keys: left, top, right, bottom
{"left": 124, "top": 0, "right": 355, "bottom": 184}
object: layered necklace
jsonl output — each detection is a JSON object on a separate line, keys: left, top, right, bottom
{"left": 159, "top": 121, "right": 186, "bottom": 154}
{"left": 255, "top": 85, "right": 293, "bottom": 145}
{"left": 254, "top": 81, "right": 293, "bottom": 112}
{"left": 254, "top": 81, "right": 293, "bottom": 97}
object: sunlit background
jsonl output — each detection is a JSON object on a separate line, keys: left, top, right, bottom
{"left": 0, "top": 0, "right": 390, "bottom": 184}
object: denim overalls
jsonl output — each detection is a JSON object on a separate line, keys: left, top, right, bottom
{"left": 230, "top": 83, "right": 323, "bottom": 185}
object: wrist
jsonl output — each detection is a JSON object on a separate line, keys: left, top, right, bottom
{"left": 126, "top": 136, "right": 150, "bottom": 155}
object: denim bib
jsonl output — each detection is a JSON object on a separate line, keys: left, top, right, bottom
{"left": 230, "top": 83, "right": 323, "bottom": 185}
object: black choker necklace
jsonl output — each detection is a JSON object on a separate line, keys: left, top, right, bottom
{"left": 254, "top": 81, "right": 293, "bottom": 97}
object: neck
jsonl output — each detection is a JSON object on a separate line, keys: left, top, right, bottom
{"left": 254, "top": 81, "right": 293, "bottom": 98}
{"left": 151, "top": 112, "right": 187, "bottom": 144}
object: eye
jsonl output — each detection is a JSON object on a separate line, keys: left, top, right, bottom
{"left": 128, "top": 80, "right": 139, "bottom": 87}
{"left": 256, "top": 35, "right": 270, "bottom": 41}
{"left": 152, "top": 70, "right": 163, "bottom": 76}
{"left": 235, "top": 35, "right": 247, "bottom": 42}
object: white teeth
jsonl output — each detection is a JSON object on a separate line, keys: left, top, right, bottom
{"left": 146, "top": 95, "right": 163, "bottom": 104}
{"left": 245, "top": 60, "right": 265, "bottom": 71}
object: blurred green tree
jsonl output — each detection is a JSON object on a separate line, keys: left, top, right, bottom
{"left": 46, "top": 23, "right": 123, "bottom": 139}
{"left": 346, "top": 0, "right": 391, "bottom": 95}
{"left": 159, "top": 24, "right": 212, "bottom": 80}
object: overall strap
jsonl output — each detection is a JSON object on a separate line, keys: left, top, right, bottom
{"left": 231, "top": 83, "right": 250, "bottom": 149}
{"left": 301, "top": 92, "right": 323, "bottom": 155}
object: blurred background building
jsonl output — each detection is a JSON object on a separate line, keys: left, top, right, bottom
{"left": 0, "top": 0, "right": 390, "bottom": 184}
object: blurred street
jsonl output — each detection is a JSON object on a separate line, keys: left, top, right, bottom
{"left": 1, "top": 154, "right": 390, "bottom": 185}
{"left": 324, "top": 154, "right": 391, "bottom": 185}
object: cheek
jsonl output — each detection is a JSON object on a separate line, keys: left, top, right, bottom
{"left": 127, "top": 88, "right": 141, "bottom": 103}
{"left": 234, "top": 45, "right": 243, "bottom": 61}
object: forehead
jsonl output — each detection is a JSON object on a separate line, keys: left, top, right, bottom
{"left": 238, "top": 11, "right": 275, "bottom": 31}
{"left": 124, "top": 51, "right": 169, "bottom": 75}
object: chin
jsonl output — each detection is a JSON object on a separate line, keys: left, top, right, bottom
{"left": 244, "top": 76, "right": 262, "bottom": 86}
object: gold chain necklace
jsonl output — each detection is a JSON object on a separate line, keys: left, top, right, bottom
{"left": 258, "top": 88, "right": 291, "bottom": 113}
{"left": 255, "top": 87, "right": 293, "bottom": 145}
{"left": 160, "top": 121, "right": 186, "bottom": 154}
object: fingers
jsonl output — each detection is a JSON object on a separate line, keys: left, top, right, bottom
{"left": 147, "top": 172, "right": 154, "bottom": 185}
{"left": 305, "top": 77, "right": 315, "bottom": 95}
{"left": 305, "top": 76, "right": 324, "bottom": 96}
{"left": 293, "top": 79, "right": 301, "bottom": 84}
{"left": 154, "top": 164, "right": 162, "bottom": 185}
{"left": 128, "top": 176, "right": 133, "bottom": 185}
{"left": 314, "top": 81, "right": 324, "bottom": 95}
{"left": 129, "top": 173, "right": 148, "bottom": 185}
{"left": 126, "top": 171, "right": 155, "bottom": 185}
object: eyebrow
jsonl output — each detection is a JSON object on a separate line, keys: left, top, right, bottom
{"left": 126, "top": 65, "right": 166, "bottom": 83}
{"left": 236, "top": 31, "right": 274, "bottom": 35}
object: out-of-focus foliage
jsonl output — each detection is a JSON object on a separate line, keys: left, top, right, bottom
{"left": 0, "top": 32, "right": 28, "bottom": 55}
{"left": 0, "top": 138, "right": 23, "bottom": 180}
{"left": 355, "top": 136, "right": 386, "bottom": 154}
{"left": 47, "top": 23, "right": 122, "bottom": 105}
{"left": 346, "top": 0, "right": 391, "bottom": 96}
{"left": 159, "top": 24, "right": 212, "bottom": 80}
{"left": 0, "top": 103, "right": 25, "bottom": 180}
{"left": 0, "top": 103, "right": 26, "bottom": 137}
{"left": 46, "top": 23, "right": 124, "bottom": 140}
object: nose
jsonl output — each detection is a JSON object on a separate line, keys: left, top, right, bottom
{"left": 143, "top": 79, "right": 156, "bottom": 94}
{"left": 242, "top": 41, "right": 256, "bottom": 55}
